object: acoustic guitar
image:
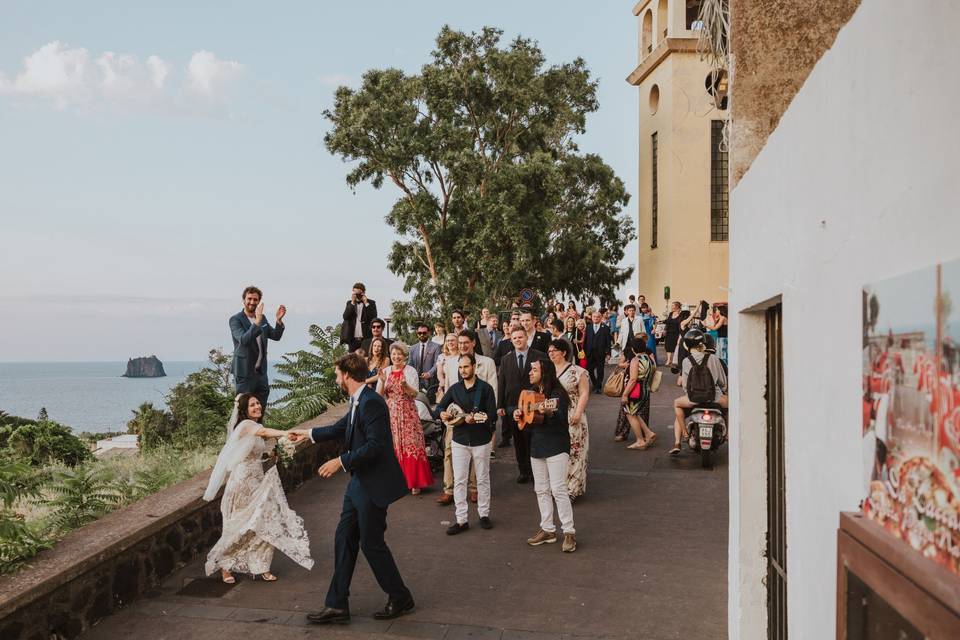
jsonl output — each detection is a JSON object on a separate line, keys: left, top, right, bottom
{"left": 516, "top": 390, "right": 559, "bottom": 430}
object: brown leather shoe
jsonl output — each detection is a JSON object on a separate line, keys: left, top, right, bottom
{"left": 469, "top": 490, "right": 478, "bottom": 503}
{"left": 562, "top": 533, "right": 577, "bottom": 553}
{"left": 436, "top": 493, "right": 454, "bottom": 505}
{"left": 526, "top": 529, "right": 558, "bottom": 546}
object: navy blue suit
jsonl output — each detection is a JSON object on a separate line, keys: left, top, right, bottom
{"left": 310, "top": 386, "right": 410, "bottom": 609}
{"left": 229, "top": 310, "right": 284, "bottom": 405}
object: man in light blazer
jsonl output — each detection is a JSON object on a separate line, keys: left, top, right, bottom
{"left": 408, "top": 322, "right": 441, "bottom": 394}
{"left": 229, "top": 285, "right": 285, "bottom": 407}
{"left": 477, "top": 314, "right": 504, "bottom": 361}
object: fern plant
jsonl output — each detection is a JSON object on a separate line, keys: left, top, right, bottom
{"left": 41, "top": 465, "right": 122, "bottom": 533}
{"left": 0, "top": 456, "right": 50, "bottom": 573}
{"left": 270, "top": 324, "right": 347, "bottom": 428}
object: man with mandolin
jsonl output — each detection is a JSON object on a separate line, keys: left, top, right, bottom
{"left": 435, "top": 353, "right": 498, "bottom": 535}
{"left": 511, "top": 359, "right": 577, "bottom": 553}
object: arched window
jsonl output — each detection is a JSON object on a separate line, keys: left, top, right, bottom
{"left": 642, "top": 10, "right": 653, "bottom": 55}
{"left": 658, "top": 0, "right": 669, "bottom": 41}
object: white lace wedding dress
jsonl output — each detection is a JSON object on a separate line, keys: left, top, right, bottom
{"left": 203, "top": 419, "right": 313, "bottom": 576}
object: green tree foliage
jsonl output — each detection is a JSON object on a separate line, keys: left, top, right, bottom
{"left": 165, "top": 349, "right": 233, "bottom": 449}
{"left": 269, "top": 324, "right": 346, "bottom": 428}
{"left": 0, "top": 417, "right": 91, "bottom": 467}
{"left": 126, "top": 402, "right": 177, "bottom": 451}
{"left": 324, "top": 26, "right": 634, "bottom": 325}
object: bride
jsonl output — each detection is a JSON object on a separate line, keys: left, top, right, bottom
{"left": 203, "top": 393, "right": 313, "bottom": 583}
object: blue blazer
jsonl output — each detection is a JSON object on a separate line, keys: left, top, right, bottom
{"left": 310, "top": 386, "right": 408, "bottom": 508}
{"left": 408, "top": 340, "right": 441, "bottom": 378}
{"left": 229, "top": 310, "right": 284, "bottom": 383}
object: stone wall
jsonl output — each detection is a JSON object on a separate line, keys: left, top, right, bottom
{"left": 0, "top": 404, "right": 347, "bottom": 640}
{"left": 729, "top": 0, "right": 861, "bottom": 186}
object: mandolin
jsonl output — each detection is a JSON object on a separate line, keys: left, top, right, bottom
{"left": 516, "top": 389, "right": 559, "bottom": 430}
{"left": 441, "top": 404, "right": 488, "bottom": 428}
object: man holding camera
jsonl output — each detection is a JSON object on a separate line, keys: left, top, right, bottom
{"left": 340, "top": 283, "right": 378, "bottom": 353}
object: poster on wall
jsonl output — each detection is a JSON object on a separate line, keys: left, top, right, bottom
{"left": 862, "top": 259, "right": 960, "bottom": 576}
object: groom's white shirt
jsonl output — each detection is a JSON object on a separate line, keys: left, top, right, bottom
{"left": 310, "top": 384, "right": 366, "bottom": 471}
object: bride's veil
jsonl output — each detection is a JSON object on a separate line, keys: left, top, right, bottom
{"left": 202, "top": 394, "right": 257, "bottom": 501}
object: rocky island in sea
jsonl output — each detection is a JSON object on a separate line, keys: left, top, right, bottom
{"left": 123, "top": 356, "right": 166, "bottom": 378}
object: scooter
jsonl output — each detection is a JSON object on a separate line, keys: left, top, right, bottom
{"left": 684, "top": 404, "right": 727, "bottom": 468}
{"left": 416, "top": 392, "right": 445, "bottom": 473}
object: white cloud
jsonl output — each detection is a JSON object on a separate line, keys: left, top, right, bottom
{"left": 186, "top": 50, "right": 244, "bottom": 97}
{"left": 0, "top": 41, "right": 245, "bottom": 115}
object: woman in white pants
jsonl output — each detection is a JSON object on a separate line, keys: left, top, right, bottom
{"left": 514, "top": 359, "right": 577, "bottom": 553}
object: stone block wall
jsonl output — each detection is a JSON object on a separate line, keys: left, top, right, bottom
{"left": 0, "top": 404, "right": 347, "bottom": 640}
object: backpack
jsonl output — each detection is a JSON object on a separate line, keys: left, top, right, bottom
{"left": 686, "top": 355, "right": 716, "bottom": 404}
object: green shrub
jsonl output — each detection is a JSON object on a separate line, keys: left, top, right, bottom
{"left": 126, "top": 402, "right": 177, "bottom": 450}
{"left": 0, "top": 418, "right": 91, "bottom": 467}
{"left": 165, "top": 349, "right": 233, "bottom": 449}
{"left": 41, "top": 465, "right": 122, "bottom": 533}
{"left": 0, "top": 456, "right": 50, "bottom": 572}
{"left": 269, "top": 324, "right": 346, "bottom": 429}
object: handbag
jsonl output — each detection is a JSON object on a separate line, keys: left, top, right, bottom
{"left": 603, "top": 369, "right": 626, "bottom": 397}
{"left": 650, "top": 369, "right": 663, "bottom": 393}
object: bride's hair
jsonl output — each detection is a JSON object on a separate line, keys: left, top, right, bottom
{"left": 236, "top": 393, "right": 258, "bottom": 422}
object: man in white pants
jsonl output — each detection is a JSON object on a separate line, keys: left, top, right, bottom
{"left": 435, "top": 353, "right": 498, "bottom": 534}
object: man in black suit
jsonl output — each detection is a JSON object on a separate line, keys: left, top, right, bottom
{"left": 584, "top": 309, "right": 612, "bottom": 393}
{"left": 360, "top": 318, "right": 394, "bottom": 354}
{"left": 498, "top": 326, "right": 546, "bottom": 483}
{"left": 229, "top": 285, "right": 285, "bottom": 407}
{"left": 288, "top": 352, "right": 414, "bottom": 625}
{"left": 519, "top": 309, "right": 551, "bottom": 353}
{"left": 340, "top": 283, "right": 378, "bottom": 352}
{"left": 492, "top": 319, "right": 520, "bottom": 369}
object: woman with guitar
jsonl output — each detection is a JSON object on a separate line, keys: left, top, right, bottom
{"left": 512, "top": 359, "right": 577, "bottom": 553}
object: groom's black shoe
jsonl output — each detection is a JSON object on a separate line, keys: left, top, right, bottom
{"left": 373, "top": 596, "right": 415, "bottom": 620}
{"left": 306, "top": 606, "right": 351, "bottom": 624}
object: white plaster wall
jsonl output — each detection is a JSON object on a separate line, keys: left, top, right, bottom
{"left": 727, "top": 1, "right": 960, "bottom": 638}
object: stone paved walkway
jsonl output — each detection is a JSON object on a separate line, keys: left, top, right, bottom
{"left": 83, "top": 365, "right": 728, "bottom": 640}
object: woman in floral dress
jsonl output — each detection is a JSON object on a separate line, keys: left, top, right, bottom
{"left": 547, "top": 339, "right": 591, "bottom": 499}
{"left": 379, "top": 341, "right": 434, "bottom": 494}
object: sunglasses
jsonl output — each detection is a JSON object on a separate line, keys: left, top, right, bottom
{"left": 416, "top": 331, "right": 429, "bottom": 335}
{"left": 371, "top": 325, "right": 384, "bottom": 330}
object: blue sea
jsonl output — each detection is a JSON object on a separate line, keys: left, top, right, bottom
{"left": 0, "top": 361, "right": 256, "bottom": 434}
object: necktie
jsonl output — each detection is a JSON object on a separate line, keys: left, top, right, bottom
{"left": 418, "top": 343, "right": 425, "bottom": 374}
{"left": 518, "top": 353, "right": 525, "bottom": 371}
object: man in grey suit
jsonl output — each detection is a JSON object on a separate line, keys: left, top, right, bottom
{"left": 477, "top": 314, "right": 504, "bottom": 361}
{"left": 229, "top": 285, "right": 286, "bottom": 407}
{"left": 408, "top": 322, "right": 441, "bottom": 394}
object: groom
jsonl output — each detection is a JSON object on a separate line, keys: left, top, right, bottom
{"left": 289, "top": 352, "right": 414, "bottom": 625}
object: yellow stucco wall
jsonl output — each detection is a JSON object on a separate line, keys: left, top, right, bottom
{"left": 630, "top": 2, "right": 729, "bottom": 310}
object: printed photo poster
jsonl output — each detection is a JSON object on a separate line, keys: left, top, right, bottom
{"left": 862, "top": 259, "right": 960, "bottom": 576}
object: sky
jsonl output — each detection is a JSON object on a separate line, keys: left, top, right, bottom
{"left": 0, "top": 1, "right": 641, "bottom": 362}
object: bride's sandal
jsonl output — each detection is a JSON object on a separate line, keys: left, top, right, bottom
{"left": 627, "top": 441, "right": 646, "bottom": 450}
{"left": 256, "top": 572, "right": 278, "bottom": 582}
{"left": 221, "top": 570, "right": 235, "bottom": 584}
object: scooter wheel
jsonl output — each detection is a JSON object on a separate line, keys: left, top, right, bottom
{"left": 701, "top": 449, "right": 713, "bottom": 469}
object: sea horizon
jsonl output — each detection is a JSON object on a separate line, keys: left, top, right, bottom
{"left": 0, "top": 361, "right": 279, "bottom": 435}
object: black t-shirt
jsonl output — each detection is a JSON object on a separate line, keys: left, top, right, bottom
{"left": 434, "top": 379, "right": 497, "bottom": 446}
{"left": 529, "top": 390, "right": 570, "bottom": 459}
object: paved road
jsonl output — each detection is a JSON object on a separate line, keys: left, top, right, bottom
{"left": 84, "top": 366, "right": 728, "bottom": 640}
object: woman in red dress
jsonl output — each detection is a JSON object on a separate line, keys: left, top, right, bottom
{"left": 379, "top": 341, "right": 434, "bottom": 494}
